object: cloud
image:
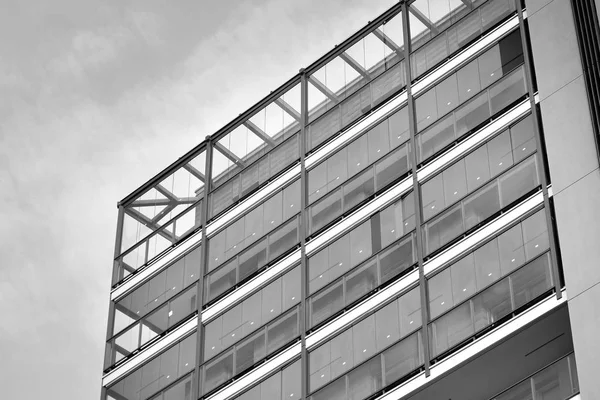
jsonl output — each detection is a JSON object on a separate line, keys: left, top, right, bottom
{"left": 45, "top": 26, "right": 132, "bottom": 81}
{"left": 0, "top": 0, "right": 402, "bottom": 398}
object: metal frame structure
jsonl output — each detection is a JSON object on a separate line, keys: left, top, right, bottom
{"left": 102, "top": 1, "right": 576, "bottom": 399}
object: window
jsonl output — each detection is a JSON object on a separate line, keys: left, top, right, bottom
{"left": 208, "top": 181, "right": 300, "bottom": 274}
{"left": 204, "top": 266, "right": 300, "bottom": 362}
{"left": 428, "top": 209, "right": 550, "bottom": 319}
{"left": 309, "top": 193, "right": 415, "bottom": 294}
{"left": 108, "top": 334, "right": 196, "bottom": 400}
{"left": 309, "top": 287, "right": 421, "bottom": 392}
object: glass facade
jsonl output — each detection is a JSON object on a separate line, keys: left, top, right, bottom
{"left": 103, "top": 2, "right": 581, "bottom": 400}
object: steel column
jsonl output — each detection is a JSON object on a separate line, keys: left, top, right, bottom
{"left": 299, "top": 69, "right": 309, "bottom": 400}
{"left": 193, "top": 138, "right": 213, "bottom": 399}
{"left": 402, "top": 1, "right": 431, "bottom": 375}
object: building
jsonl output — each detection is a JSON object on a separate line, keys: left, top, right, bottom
{"left": 101, "top": 1, "right": 600, "bottom": 399}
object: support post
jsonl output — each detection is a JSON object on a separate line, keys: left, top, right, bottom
{"left": 193, "top": 140, "right": 213, "bottom": 399}
{"left": 402, "top": 1, "right": 432, "bottom": 376}
{"left": 299, "top": 69, "right": 309, "bottom": 400}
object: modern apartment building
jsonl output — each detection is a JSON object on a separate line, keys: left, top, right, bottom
{"left": 101, "top": 1, "right": 600, "bottom": 399}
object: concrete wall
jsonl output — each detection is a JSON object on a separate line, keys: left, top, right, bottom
{"left": 527, "top": 0, "right": 600, "bottom": 398}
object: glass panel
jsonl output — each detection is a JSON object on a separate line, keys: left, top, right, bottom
{"left": 379, "top": 235, "right": 415, "bottom": 284}
{"left": 206, "top": 216, "right": 299, "bottom": 303}
{"left": 472, "top": 278, "right": 511, "bottom": 331}
{"left": 498, "top": 224, "right": 526, "bottom": 276}
{"left": 487, "top": 130, "right": 513, "bottom": 178}
{"left": 496, "top": 379, "right": 534, "bottom": 400}
{"left": 430, "top": 301, "right": 474, "bottom": 357}
{"left": 204, "top": 266, "right": 300, "bottom": 362}
{"left": 111, "top": 246, "right": 200, "bottom": 339}
{"left": 268, "top": 217, "right": 299, "bottom": 261}
{"left": 424, "top": 154, "right": 539, "bottom": 256}
{"left": 310, "top": 378, "right": 346, "bottom": 400}
{"left": 307, "top": 104, "right": 410, "bottom": 214}
{"left": 266, "top": 308, "right": 299, "bottom": 353}
{"left": 419, "top": 114, "right": 456, "bottom": 161}
{"left": 521, "top": 209, "right": 549, "bottom": 260}
{"left": 457, "top": 59, "right": 481, "bottom": 104}
{"left": 344, "top": 168, "right": 376, "bottom": 211}
{"left": 310, "top": 281, "right": 344, "bottom": 327}
{"left": 208, "top": 181, "right": 299, "bottom": 273}
{"left": 309, "top": 329, "right": 353, "bottom": 392}
{"left": 532, "top": 356, "right": 576, "bottom": 400}
{"left": 309, "top": 143, "right": 412, "bottom": 236}
{"left": 463, "top": 181, "right": 500, "bottom": 230}
{"left": 511, "top": 253, "right": 553, "bottom": 309}
{"left": 310, "top": 189, "right": 342, "bottom": 234}
{"left": 108, "top": 333, "right": 196, "bottom": 400}
{"left": 347, "top": 357, "right": 383, "bottom": 400}
{"left": 510, "top": 115, "right": 536, "bottom": 163}
{"left": 499, "top": 157, "right": 539, "bottom": 207}
{"left": 346, "top": 259, "right": 378, "bottom": 306}
{"left": 383, "top": 332, "right": 422, "bottom": 385}
{"left": 306, "top": 9, "right": 406, "bottom": 151}
{"left": 489, "top": 66, "right": 526, "bottom": 114}
{"left": 308, "top": 233, "right": 415, "bottom": 329}
{"left": 454, "top": 90, "right": 490, "bottom": 138}
{"left": 236, "top": 332, "right": 266, "bottom": 374}
{"left": 424, "top": 204, "right": 463, "bottom": 254}
{"left": 429, "top": 268, "right": 453, "bottom": 319}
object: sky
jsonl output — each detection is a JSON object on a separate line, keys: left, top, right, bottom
{"left": 0, "top": 0, "right": 398, "bottom": 398}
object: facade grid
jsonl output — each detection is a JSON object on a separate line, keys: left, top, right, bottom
{"left": 102, "top": 0, "right": 600, "bottom": 399}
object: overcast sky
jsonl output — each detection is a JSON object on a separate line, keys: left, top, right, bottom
{"left": 0, "top": 0, "right": 399, "bottom": 398}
